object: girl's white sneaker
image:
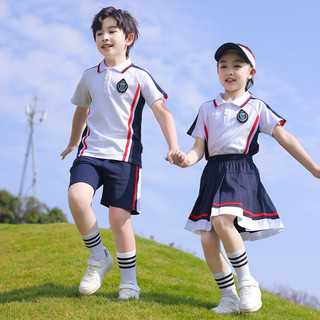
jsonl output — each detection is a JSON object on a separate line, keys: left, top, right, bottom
{"left": 238, "top": 276, "right": 262, "bottom": 312}
{"left": 119, "top": 281, "right": 140, "bottom": 300}
{"left": 211, "top": 295, "right": 240, "bottom": 314}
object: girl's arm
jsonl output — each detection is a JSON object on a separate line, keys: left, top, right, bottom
{"left": 272, "top": 124, "right": 320, "bottom": 178}
{"left": 60, "top": 106, "right": 89, "bottom": 159}
{"left": 150, "top": 99, "right": 180, "bottom": 164}
{"left": 174, "top": 137, "right": 205, "bottom": 168}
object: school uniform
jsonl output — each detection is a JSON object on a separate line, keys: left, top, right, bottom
{"left": 185, "top": 91, "right": 286, "bottom": 241}
{"left": 69, "top": 59, "right": 167, "bottom": 214}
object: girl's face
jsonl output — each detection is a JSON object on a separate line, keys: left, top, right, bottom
{"left": 217, "top": 51, "right": 256, "bottom": 100}
{"left": 95, "top": 17, "right": 134, "bottom": 67}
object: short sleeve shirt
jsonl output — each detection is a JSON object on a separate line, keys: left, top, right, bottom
{"left": 71, "top": 59, "right": 167, "bottom": 167}
{"left": 188, "top": 91, "right": 286, "bottom": 157}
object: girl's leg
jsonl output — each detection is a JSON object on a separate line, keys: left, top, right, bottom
{"left": 211, "top": 215, "right": 250, "bottom": 277}
{"left": 212, "top": 215, "right": 262, "bottom": 313}
{"left": 68, "top": 182, "right": 114, "bottom": 295}
{"left": 201, "top": 229, "right": 239, "bottom": 314}
{"left": 109, "top": 206, "right": 139, "bottom": 300}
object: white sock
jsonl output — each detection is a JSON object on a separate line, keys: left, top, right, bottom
{"left": 81, "top": 229, "right": 107, "bottom": 260}
{"left": 117, "top": 249, "right": 137, "bottom": 285}
{"left": 212, "top": 268, "right": 238, "bottom": 297}
{"left": 227, "top": 247, "right": 251, "bottom": 279}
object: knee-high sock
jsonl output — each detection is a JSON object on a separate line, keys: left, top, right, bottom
{"left": 117, "top": 249, "right": 137, "bottom": 285}
{"left": 81, "top": 229, "right": 106, "bottom": 260}
{"left": 227, "top": 247, "right": 251, "bottom": 279}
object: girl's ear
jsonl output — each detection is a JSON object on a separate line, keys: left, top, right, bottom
{"left": 249, "top": 68, "right": 256, "bottom": 79}
{"left": 125, "top": 33, "right": 134, "bottom": 47}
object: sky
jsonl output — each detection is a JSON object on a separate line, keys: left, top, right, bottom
{"left": 1, "top": 0, "right": 320, "bottom": 302}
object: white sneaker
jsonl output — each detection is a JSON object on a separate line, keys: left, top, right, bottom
{"left": 79, "top": 248, "right": 114, "bottom": 295}
{"left": 211, "top": 295, "right": 240, "bottom": 314}
{"left": 119, "top": 281, "right": 140, "bottom": 300}
{"left": 238, "top": 276, "right": 262, "bottom": 313}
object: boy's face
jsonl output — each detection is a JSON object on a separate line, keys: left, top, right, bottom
{"left": 95, "top": 17, "right": 134, "bottom": 67}
{"left": 217, "top": 51, "right": 256, "bottom": 98}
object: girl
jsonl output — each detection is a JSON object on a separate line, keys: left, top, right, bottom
{"left": 173, "top": 43, "right": 320, "bottom": 313}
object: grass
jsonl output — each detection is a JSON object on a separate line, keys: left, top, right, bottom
{"left": 0, "top": 223, "right": 319, "bottom": 320}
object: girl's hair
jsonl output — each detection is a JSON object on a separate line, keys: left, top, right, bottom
{"left": 246, "top": 76, "right": 254, "bottom": 91}
{"left": 91, "top": 6, "right": 139, "bottom": 58}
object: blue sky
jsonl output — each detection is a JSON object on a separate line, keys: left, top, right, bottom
{"left": 1, "top": 0, "right": 320, "bottom": 302}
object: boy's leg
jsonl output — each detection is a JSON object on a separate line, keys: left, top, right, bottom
{"left": 212, "top": 215, "right": 262, "bottom": 313}
{"left": 109, "top": 206, "right": 140, "bottom": 300}
{"left": 201, "top": 229, "right": 240, "bottom": 314}
{"left": 68, "top": 182, "right": 114, "bottom": 295}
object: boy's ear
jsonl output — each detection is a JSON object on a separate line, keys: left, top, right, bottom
{"left": 125, "top": 33, "right": 134, "bottom": 46}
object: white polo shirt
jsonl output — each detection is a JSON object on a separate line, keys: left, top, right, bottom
{"left": 71, "top": 59, "right": 167, "bottom": 167}
{"left": 188, "top": 91, "right": 286, "bottom": 157}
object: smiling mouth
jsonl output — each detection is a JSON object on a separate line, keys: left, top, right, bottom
{"left": 226, "top": 78, "right": 235, "bottom": 83}
{"left": 102, "top": 44, "right": 112, "bottom": 49}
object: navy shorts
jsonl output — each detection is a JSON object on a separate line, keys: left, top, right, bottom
{"left": 69, "top": 156, "right": 141, "bottom": 215}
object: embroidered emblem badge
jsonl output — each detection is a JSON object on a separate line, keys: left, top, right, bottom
{"left": 237, "top": 109, "right": 248, "bottom": 123}
{"left": 117, "top": 78, "right": 128, "bottom": 93}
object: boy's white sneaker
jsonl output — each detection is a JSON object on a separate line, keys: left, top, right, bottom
{"left": 118, "top": 281, "right": 140, "bottom": 300}
{"left": 238, "top": 276, "right": 262, "bottom": 313}
{"left": 79, "top": 248, "right": 114, "bottom": 295}
{"left": 211, "top": 295, "right": 240, "bottom": 314}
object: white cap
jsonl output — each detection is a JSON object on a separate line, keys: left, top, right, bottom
{"left": 214, "top": 42, "right": 256, "bottom": 68}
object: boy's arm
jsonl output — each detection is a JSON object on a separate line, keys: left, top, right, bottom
{"left": 60, "top": 106, "right": 89, "bottom": 159}
{"left": 150, "top": 99, "right": 179, "bottom": 163}
{"left": 174, "top": 137, "right": 205, "bottom": 168}
{"left": 272, "top": 124, "right": 320, "bottom": 178}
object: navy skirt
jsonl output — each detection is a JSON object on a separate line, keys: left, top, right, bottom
{"left": 185, "top": 154, "right": 284, "bottom": 241}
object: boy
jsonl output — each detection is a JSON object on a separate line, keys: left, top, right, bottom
{"left": 61, "top": 7, "right": 179, "bottom": 300}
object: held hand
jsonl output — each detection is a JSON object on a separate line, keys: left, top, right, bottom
{"left": 60, "top": 145, "right": 76, "bottom": 160}
{"left": 165, "top": 149, "right": 179, "bottom": 164}
{"left": 166, "top": 149, "right": 190, "bottom": 167}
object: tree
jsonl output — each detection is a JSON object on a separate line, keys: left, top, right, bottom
{"left": 0, "top": 190, "right": 19, "bottom": 223}
{"left": 0, "top": 189, "right": 67, "bottom": 224}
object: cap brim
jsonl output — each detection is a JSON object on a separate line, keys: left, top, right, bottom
{"left": 214, "top": 42, "right": 251, "bottom": 64}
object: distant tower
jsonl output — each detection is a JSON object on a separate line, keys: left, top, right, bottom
{"left": 18, "top": 96, "right": 47, "bottom": 200}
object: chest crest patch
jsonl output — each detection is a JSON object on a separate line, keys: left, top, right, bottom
{"left": 237, "top": 109, "right": 248, "bottom": 123}
{"left": 117, "top": 78, "right": 128, "bottom": 93}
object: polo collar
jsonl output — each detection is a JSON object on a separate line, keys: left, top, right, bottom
{"left": 214, "top": 91, "right": 252, "bottom": 108}
{"left": 97, "top": 59, "right": 133, "bottom": 73}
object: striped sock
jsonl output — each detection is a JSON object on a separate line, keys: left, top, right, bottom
{"left": 117, "top": 249, "right": 137, "bottom": 285}
{"left": 213, "top": 269, "right": 238, "bottom": 297}
{"left": 81, "top": 229, "right": 107, "bottom": 260}
{"left": 227, "top": 247, "right": 250, "bottom": 279}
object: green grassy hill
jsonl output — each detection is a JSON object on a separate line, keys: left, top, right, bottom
{"left": 0, "top": 223, "right": 319, "bottom": 320}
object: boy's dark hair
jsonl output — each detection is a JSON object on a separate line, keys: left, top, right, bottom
{"left": 91, "top": 6, "right": 139, "bottom": 58}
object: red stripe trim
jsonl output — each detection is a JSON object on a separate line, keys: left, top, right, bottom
{"left": 79, "top": 128, "right": 90, "bottom": 156}
{"left": 189, "top": 213, "right": 210, "bottom": 219}
{"left": 121, "top": 63, "right": 133, "bottom": 73}
{"left": 214, "top": 99, "right": 218, "bottom": 107}
{"left": 132, "top": 166, "right": 139, "bottom": 210}
{"left": 212, "top": 202, "right": 278, "bottom": 218}
{"left": 122, "top": 84, "right": 140, "bottom": 161}
{"left": 240, "top": 95, "right": 252, "bottom": 107}
{"left": 213, "top": 202, "right": 244, "bottom": 207}
{"left": 243, "top": 115, "right": 259, "bottom": 154}
{"left": 243, "top": 209, "right": 278, "bottom": 218}
{"left": 204, "top": 124, "right": 208, "bottom": 142}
